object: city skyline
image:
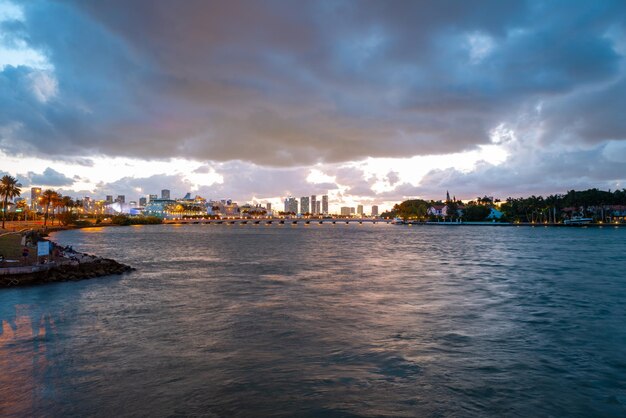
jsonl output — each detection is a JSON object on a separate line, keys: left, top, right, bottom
{"left": 26, "top": 185, "right": 381, "bottom": 216}
{"left": 2, "top": 1, "right": 626, "bottom": 210}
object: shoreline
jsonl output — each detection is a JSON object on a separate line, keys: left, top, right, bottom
{"left": 0, "top": 228, "right": 134, "bottom": 289}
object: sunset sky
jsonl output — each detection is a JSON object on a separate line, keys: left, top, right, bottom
{"left": 2, "top": 0, "right": 626, "bottom": 210}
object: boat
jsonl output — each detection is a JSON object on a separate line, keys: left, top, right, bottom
{"left": 391, "top": 217, "right": 405, "bottom": 225}
{"left": 564, "top": 215, "right": 593, "bottom": 225}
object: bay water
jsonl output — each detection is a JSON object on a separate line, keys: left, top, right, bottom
{"left": 1, "top": 224, "right": 625, "bottom": 417}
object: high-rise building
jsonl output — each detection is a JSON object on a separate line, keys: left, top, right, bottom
{"left": 371, "top": 205, "right": 379, "bottom": 216}
{"left": 148, "top": 194, "right": 158, "bottom": 202}
{"left": 106, "top": 195, "right": 113, "bottom": 204}
{"left": 284, "top": 197, "right": 298, "bottom": 214}
{"left": 316, "top": 201, "right": 321, "bottom": 214}
{"left": 340, "top": 207, "right": 351, "bottom": 216}
{"left": 322, "top": 195, "right": 328, "bottom": 214}
{"left": 30, "top": 187, "right": 42, "bottom": 210}
{"left": 350, "top": 207, "right": 355, "bottom": 214}
{"left": 139, "top": 197, "right": 147, "bottom": 206}
{"left": 357, "top": 205, "right": 364, "bottom": 215}
{"left": 300, "top": 196, "right": 310, "bottom": 214}
{"left": 83, "top": 196, "right": 92, "bottom": 212}
{"left": 161, "top": 189, "right": 171, "bottom": 199}
{"left": 266, "top": 203, "right": 272, "bottom": 213}
{"left": 116, "top": 195, "right": 125, "bottom": 203}
{"left": 311, "top": 195, "right": 317, "bottom": 214}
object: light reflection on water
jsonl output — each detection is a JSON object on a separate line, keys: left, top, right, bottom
{"left": 1, "top": 224, "right": 625, "bottom": 417}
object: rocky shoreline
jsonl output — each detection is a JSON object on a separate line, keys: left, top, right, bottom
{"left": 0, "top": 246, "right": 134, "bottom": 288}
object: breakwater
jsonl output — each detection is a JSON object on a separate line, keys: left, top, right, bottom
{"left": 0, "top": 251, "right": 133, "bottom": 288}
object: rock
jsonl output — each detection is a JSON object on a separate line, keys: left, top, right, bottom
{"left": 1, "top": 250, "right": 134, "bottom": 288}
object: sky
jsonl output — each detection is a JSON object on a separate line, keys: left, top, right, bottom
{"left": 1, "top": 0, "right": 626, "bottom": 211}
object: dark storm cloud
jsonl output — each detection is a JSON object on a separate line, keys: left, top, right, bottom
{"left": 20, "top": 167, "right": 75, "bottom": 187}
{"left": 2, "top": 0, "right": 625, "bottom": 167}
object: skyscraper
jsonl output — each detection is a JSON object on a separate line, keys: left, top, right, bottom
{"left": 321, "top": 195, "right": 328, "bottom": 214}
{"left": 310, "top": 195, "right": 317, "bottom": 214}
{"left": 148, "top": 194, "right": 158, "bottom": 202}
{"left": 300, "top": 196, "right": 310, "bottom": 214}
{"left": 340, "top": 207, "right": 351, "bottom": 216}
{"left": 83, "top": 196, "right": 92, "bottom": 212}
{"left": 139, "top": 197, "right": 147, "bottom": 206}
{"left": 357, "top": 205, "right": 364, "bottom": 216}
{"left": 116, "top": 195, "right": 125, "bottom": 203}
{"left": 106, "top": 195, "right": 113, "bottom": 204}
{"left": 266, "top": 202, "right": 272, "bottom": 213}
{"left": 284, "top": 197, "right": 298, "bottom": 214}
{"left": 161, "top": 189, "right": 171, "bottom": 199}
{"left": 30, "top": 187, "right": 42, "bottom": 211}
{"left": 371, "top": 205, "right": 379, "bottom": 216}
{"left": 316, "top": 201, "right": 321, "bottom": 214}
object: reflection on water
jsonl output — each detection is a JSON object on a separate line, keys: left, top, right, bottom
{"left": 0, "top": 305, "right": 57, "bottom": 417}
{"left": 1, "top": 224, "right": 625, "bottom": 417}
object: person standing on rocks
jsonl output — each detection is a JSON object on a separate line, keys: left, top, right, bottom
{"left": 22, "top": 247, "right": 30, "bottom": 265}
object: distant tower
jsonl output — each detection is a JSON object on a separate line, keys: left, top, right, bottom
{"left": 321, "top": 195, "right": 329, "bottom": 214}
{"left": 161, "top": 189, "right": 171, "bottom": 199}
{"left": 371, "top": 205, "right": 379, "bottom": 216}
{"left": 284, "top": 197, "right": 298, "bottom": 214}
{"left": 30, "top": 187, "right": 42, "bottom": 211}
{"left": 311, "top": 195, "right": 317, "bottom": 214}
{"left": 300, "top": 196, "right": 310, "bottom": 214}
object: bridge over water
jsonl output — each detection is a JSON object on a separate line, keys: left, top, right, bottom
{"left": 163, "top": 218, "right": 390, "bottom": 226}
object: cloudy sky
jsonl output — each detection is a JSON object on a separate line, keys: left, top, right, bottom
{"left": 1, "top": 0, "right": 626, "bottom": 211}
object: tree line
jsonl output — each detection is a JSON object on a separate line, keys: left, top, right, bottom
{"left": 381, "top": 188, "right": 626, "bottom": 223}
{"left": 0, "top": 175, "right": 93, "bottom": 227}
{"left": 499, "top": 188, "right": 626, "bottom": 223}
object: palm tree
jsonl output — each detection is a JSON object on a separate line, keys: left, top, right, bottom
{"left": 15, "top": 200, "right": 28, "bottom": 221}
{"left": 41, "top": 189, "right": 58, "bottom": 226}
{"left": 52, "top": 195, "right": 64, "bottom": 225}
{"left": 0, "top": 175, "right": 22, "bottom": 229}
{"left": 74, "top": 199, "right": 84, "bottom": 213}
{"left": 61, "top": 195, "right": 73, "bottom": 213}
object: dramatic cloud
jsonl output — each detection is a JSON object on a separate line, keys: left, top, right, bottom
{"left": 1, "top": 0, "right": 626, "bottom": 204}
{"left": 20, "top": 167, "right": 75, "bottom": 187}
